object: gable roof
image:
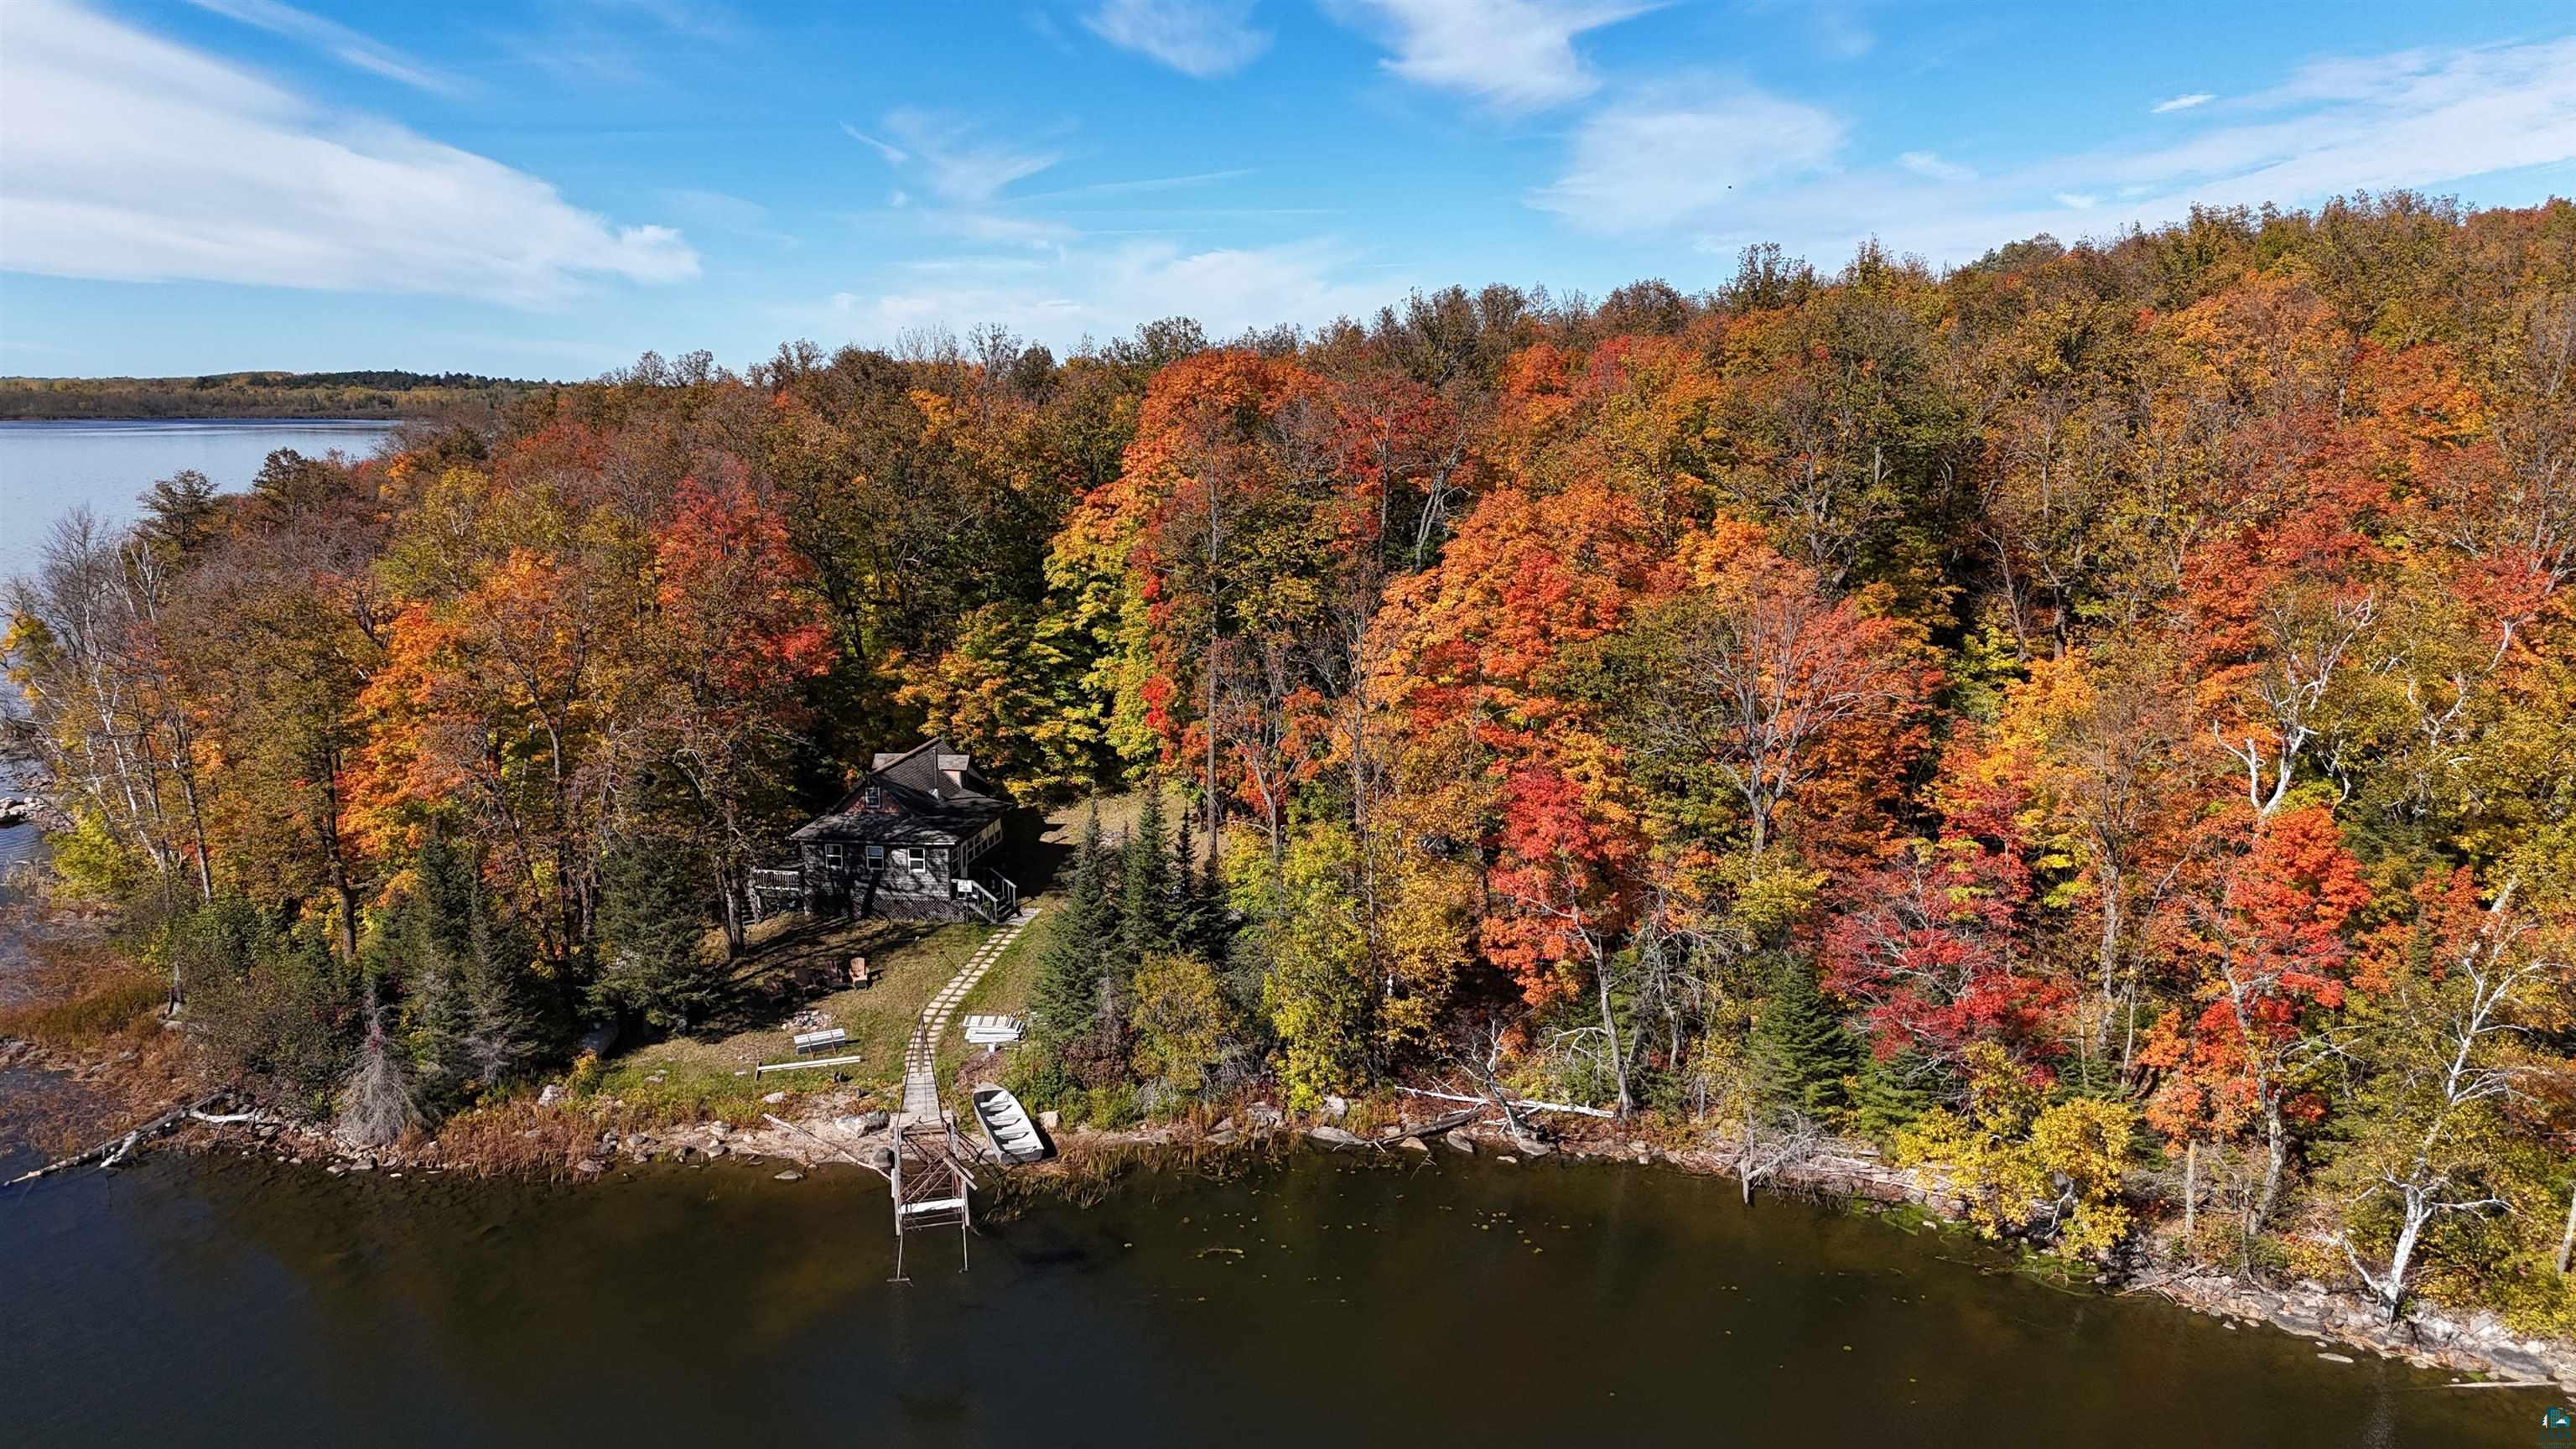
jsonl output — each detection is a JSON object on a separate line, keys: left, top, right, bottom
{"left": 789, "top": 736, "right": 1010, "bottom": 846}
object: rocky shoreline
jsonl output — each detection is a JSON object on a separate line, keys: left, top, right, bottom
{"left": 13, "top": 1054, "right": 2571, "bottom": 1395}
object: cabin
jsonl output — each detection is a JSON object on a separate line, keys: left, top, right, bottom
{"left": 783, "top": 737, "right": 1018, "bottom": 923}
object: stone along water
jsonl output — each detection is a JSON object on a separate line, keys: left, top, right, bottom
{"left": 2, "top": 1150, "right": 2530, "bottom": 1446}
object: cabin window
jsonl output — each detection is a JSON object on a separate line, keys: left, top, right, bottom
{"left": 865, "top": 844, "right": 885, "bottom": 867}
{"left": 821, "top": 844, "right": 845, "bottom": 870}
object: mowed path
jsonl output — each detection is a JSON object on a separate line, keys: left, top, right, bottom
{"left": 898, "top": 906, "right": 1038, "bottom": 1124}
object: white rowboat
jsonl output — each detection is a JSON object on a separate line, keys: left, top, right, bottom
{"left": 970, "top": 1083, "right": 1048, "bottom": 1163}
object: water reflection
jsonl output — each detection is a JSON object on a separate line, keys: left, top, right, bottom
{"left": 3, "top": 1150, "right": 2526, "bottom": 1447}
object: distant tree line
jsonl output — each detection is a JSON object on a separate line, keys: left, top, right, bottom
{"left": 0, "top": 370, "right": 544, "bottom": 420}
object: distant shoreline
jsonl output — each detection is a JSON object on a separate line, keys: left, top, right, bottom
{"left": 0, "top": 371, "right": 540, "bottom": 423}
{"left": 0, "top": 415, "right": 412, "bottom": 426}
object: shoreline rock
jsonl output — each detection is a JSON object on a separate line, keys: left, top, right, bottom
{"left": 39, "top": 1062, "right": 2573, "bottom": 1394}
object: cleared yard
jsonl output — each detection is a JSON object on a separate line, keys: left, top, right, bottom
{"left": 610, "top": 915, "right": 999, "bottom": 1103}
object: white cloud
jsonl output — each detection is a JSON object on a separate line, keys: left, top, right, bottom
{"left": 1898, "top": 149, "right": 1976, "bottom": 183}
{"left": 0, "top": 0, "right": 696, "bottom": 304}
{"left": 1530, "top": 78, "right": 1846, "bottom": 231}
{"left": 2151, "top": 91, "right": 2215, "bottom": 113}
{"left": 824, "top": 237, "right": 1396, "bottom": 349}
{"left": 1085, "top": 0, "right": 1272, "bottom": 77}
{"left": 875, "top": 109, "right": 1061, "bottom": 204}
{"left": 1336, "top": 0, "right": 1656, "bottom": 112}
{"left": 182, "top": 0, "right": 465, "bottom": 96}
{"left": 1566, "top": 37, "right": 2576, "bottom": 267}
{"left": 841, "top": 123, "right": 910, "bottom": 165}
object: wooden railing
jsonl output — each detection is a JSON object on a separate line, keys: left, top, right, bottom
{"left": 956, "top": 868, "right": 1018, "bottom": 925}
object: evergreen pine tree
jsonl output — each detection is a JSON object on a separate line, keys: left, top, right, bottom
{"left": 1752, "top": 955, "right": 1862, "bottom": 1115}
{"left": 1118, "top": 782, "right": 1175, "bottom": 966}
{"left": 1849, "top": 1046, "right": 1944, "bottom": 1136}
{"left": 1170, "top": 810, "right": 1219, "bottom": 962}
{"left": 590, "top": 834, "right": 724, "bottom": 1032}
{"left": 459, "top": 886, "right": 539, "bottom": 1087}
{"left": 1031, "top": 807, "right": 1112, "bottom": 1050}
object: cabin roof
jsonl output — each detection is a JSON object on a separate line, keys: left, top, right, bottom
{"left": 789, "top": 736, "right": 1009, "bottom": 845}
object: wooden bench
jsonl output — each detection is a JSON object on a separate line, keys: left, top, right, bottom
{"left": 962, "top": 1014, "right": 1024, "bottom": 1046}
{"left": 793, "top": 1026, "right": 850, "bottom": 1056}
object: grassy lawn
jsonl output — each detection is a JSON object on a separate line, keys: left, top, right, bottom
{"left": 607, "top": 914, "right": 999, "bottom": 1107}
{"left": 934, "top": 901, "right": 1056, "bottom": 1083}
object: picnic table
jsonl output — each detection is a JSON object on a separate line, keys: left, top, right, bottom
{"left": 794, "top": 1026, "right": 850, "bottom": 1055}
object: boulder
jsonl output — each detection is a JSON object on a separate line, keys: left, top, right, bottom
{"left": 1442, "top": 1130, "right": 1476, "bottom": 1155}
{"left": 865, "top": 1147, "right": 896, "bottom": 1171}
{"left": 537, "top": 1083, "right": 565, "bottom": 1108}
{"left": 761, "top": 1091, "right": 787, "bottom": 1105}
{"left": 1322, "top": 1094, "right": 1351, "bottom": 1121}
{"left": 857, "top": 1109, "right": 891, "bottom": 1131}
{"left": 1397, "top": 1136, "right": 1431, "bottom": 1154}
{"left": 774, "top": 1169, "right": 804, "bottom": 1182}
{"left": 1245, "top": 1104, "right": 1285, "bottom": 1129}
{"left": 1306, "top": 1124, "right": 1364, "bottom": 1147}
{"left": 1038, "top": 1109, "right": 1061, "bottom": 1131}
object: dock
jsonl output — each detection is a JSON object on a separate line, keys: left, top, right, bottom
{"left": 887, "top": 906, "right": 1038, "bottom": 1278}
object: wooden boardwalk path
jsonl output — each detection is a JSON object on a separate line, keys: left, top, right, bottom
{"left": 896, "top": 906, "right": 1039, "bottom": 1127}
{"left": 887, "top": 906, "right": 1038, "bottom": 1277}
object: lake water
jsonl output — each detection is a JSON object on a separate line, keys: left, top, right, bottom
{"left": 0, "top": 1150, "right": 2532, "bottom": 1447}
{"left": 0, "top": 418, "right": 399, "bottom": 583}
{"left": 0, "top": 419, "right": 397, "bottom": 895}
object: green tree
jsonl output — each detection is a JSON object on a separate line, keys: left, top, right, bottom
{"left": 589, "top": 834, "right": 724, "bottom": 1032}
{"left": 1118, "top": 782, "right": 1176, "bottom": 965}
{"left": 1254, "top": 819, "right": 1370, "bottom": 1109}
{"left": 1031, "top": 807, "right": 1114, "bottom": 1052}
{"left": 1131, "top": 951, "right": 1234, "bottom": 1094}
{"left": 1752, "top": 954, "right": 1861, "bottom": 1115}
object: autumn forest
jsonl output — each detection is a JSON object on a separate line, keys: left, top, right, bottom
{"left": 9, "top": 194, "right": 2576, "bottom": 1333}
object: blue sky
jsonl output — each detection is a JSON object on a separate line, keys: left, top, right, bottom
{"left": 3, "top": 0, "right": 2573, "bottom": 379}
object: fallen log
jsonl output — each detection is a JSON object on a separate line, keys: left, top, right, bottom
{"left": 4, "top": 1091, "right": 227, "bottom": 1188}
{"left": 1395, "top": 1085, "right": 1618, "bottom": 1119}
{"left": 762, "top": 1114, "right": 895, "bottom": 1185}
{"left": 1373, "top": 1108, "right": 1478, "bottom": 1145}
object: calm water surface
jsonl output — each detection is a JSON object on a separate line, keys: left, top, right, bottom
{"left": 0, "top": 418, "right": 398, "bottom": 579}
{"left": 1, "top": 1150, "right": 2532, "bottom": 1447}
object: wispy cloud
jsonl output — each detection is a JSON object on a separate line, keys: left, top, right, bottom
{"left": 823, "top": 236, "right": 1395, "bottom": 347}
{"left": 0, "top": 0, "right": 695, "bottom": 303}
{"left": 1530, "top": 76, "right": 1846, "bottom": 230}
{"left": 841, "top": 123, "right": 910, "bottom": 166}
{"left": 1898, "top": 149, "right": 1975, "bottom": 183}
{"left": 875, "top": 109, "right": 1062, "bottom": 204}
{"left": 1085, "top": 0, "right": 1271, "bottom": 77}
{"left": 1021, "top": 169, "right": 1254, "bottom": 201}
{"left": 2152, "top": 91, "right": 2215, "bottom": 113}
{"left": 1335, "top": 0, "right": 1657, "bottom": 112}
{"left": 183, "top": 0, "right": 465, "bottom": 96}
{"left": 1549, "top": 37, "right": 2576, "bottom": 266}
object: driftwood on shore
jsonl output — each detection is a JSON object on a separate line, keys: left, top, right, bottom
{"left": 1395, "top": 1085, "right": 1618, "bottom": 1120}
{"left": 3, "top": 1091, "right": 227, "bottom": 1188}
{"left": 761, "top": 1113, "right": 894, "bottom": 1184}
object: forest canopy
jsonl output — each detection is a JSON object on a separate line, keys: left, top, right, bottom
{"left": 9, "top": 193, "right": 2576, "bottom": 1332}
